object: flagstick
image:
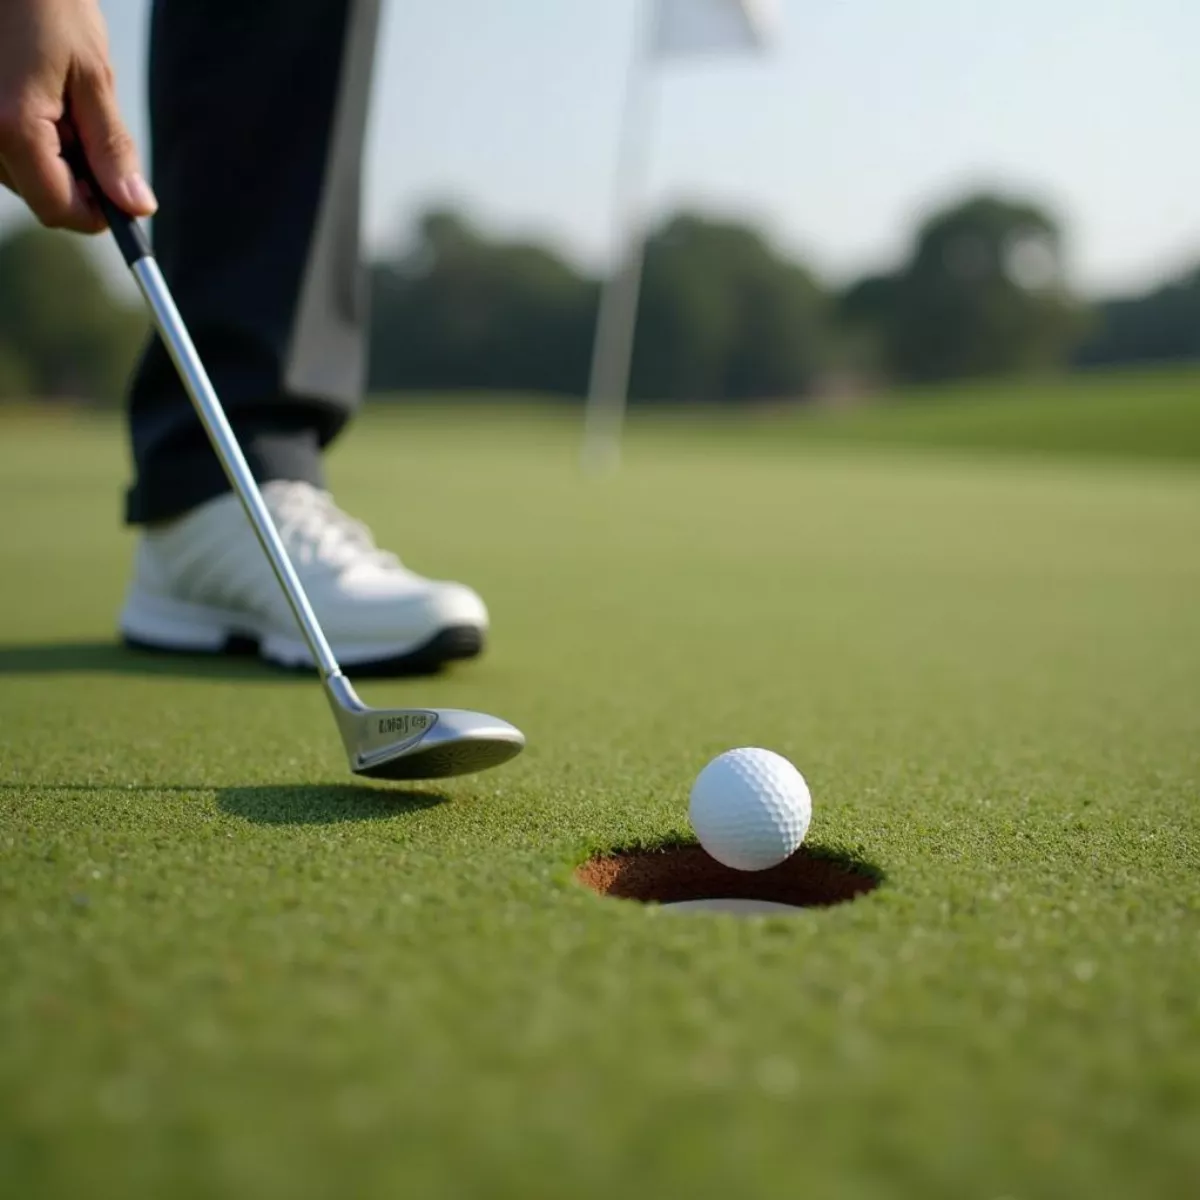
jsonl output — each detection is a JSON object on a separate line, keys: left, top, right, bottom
{"left": 581, "top": 1, "right": 662, "bottom": 474}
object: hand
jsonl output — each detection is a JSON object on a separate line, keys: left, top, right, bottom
{"left": 0, "top": 0, "right": 157, "bottom": 233}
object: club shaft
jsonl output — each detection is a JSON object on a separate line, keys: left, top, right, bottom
{"left": 130, "top": 259, "right": 343, "bottom": 680}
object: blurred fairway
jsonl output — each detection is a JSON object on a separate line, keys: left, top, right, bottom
{"left": 1, "top": 370, "right": 1199, "bottom": 1199}
{"left": 633, "top": 363, "right": 1200, "bottom": 464}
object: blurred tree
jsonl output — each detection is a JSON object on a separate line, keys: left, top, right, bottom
{"left": 632, "top": 213, "right": 828, "bottom": 403}
{"left": 0, "top": 224, "right": 147, "bottom": 404}
{"left": 0, "top": 344, "right": 34, "bottom": 400}
{"left": 842, "top": 193, "right": 1084, "bottom": 384}
{"left": 1074, "top": 265, "right": 1200, "bottom": 367}
{"left": 835, "top": 271, "right": 901, "bottom": 376}
{"left": 369, "top": 208, "right": 596, "bottom": 396}
{"left": 368, "top": 205, "right": 830, "bottom": 404}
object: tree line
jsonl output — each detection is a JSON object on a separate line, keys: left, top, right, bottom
{"left": 2, "top": 189, "right": 1199, "bottom": 407}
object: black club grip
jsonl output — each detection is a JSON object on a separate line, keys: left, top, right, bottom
{"left": 61, "top": 137, "right": 153, "bottom": 267}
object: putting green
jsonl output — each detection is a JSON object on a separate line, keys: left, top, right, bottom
{"left": 2, "top": 385, "right": 1198, "bottom": 1199}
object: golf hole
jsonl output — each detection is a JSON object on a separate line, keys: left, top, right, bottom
{"left": 576, "top": 845, "right": 881, "bottom": 916}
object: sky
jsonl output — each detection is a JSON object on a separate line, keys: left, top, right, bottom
{"left": 2, "top": 0, "right": 1199, "bottom": 296}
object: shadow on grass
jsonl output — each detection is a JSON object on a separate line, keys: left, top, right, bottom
{"left": 0, "top": 780, "right": 448, "bottom": 826}
{"left": 217, "top": 783, "right": 448, "bottom": 825}
{"left": 0, "top": 640, "right": 453, "bottom": 682}
{"left": 0, "top": 640, "right": 293, "bottom": 682}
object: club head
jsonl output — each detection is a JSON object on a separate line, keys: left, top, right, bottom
{"left": 323, "top": 674, "right": 525, "bottom": 781}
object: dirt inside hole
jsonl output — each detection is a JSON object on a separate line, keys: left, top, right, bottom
{"left": 576, "top": 845, "right": 880, "bottom": 910}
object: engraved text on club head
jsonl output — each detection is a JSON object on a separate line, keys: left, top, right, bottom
{"left": 377, "top": 713, "right": 432, "bottom": 738}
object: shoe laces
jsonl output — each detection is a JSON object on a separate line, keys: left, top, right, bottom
{"left": 264, "top": 482, "right": 401, "bottom": 572}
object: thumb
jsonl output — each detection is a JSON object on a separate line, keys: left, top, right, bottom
{"left": 68, "top": 64, "right": 157, "bottom": 217}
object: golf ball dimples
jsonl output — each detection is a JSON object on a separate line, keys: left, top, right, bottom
{"left": 689, "top": 748, "right": 811, "bottom": 871}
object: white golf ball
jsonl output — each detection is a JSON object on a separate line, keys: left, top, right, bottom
{"left": 689, "top": 748, "right": 812, "bottom": 871}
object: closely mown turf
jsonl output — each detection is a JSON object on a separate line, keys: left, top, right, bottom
{"left": 2, "top": 373, "right": 1199, "bottom": 1199}
{"left": 634, "top": 363, "right": 1200, "bottom": 464}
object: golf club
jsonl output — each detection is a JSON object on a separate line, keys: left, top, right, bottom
{"left": 64, "top": 138, "right": 525, "bottom": 781}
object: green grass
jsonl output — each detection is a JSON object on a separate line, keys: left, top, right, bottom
{"left": 628, "top": 363, "right": 1200, "bottom": 464}
{"left": 2, "top": 372, "right": 1199, "bottom": 1199}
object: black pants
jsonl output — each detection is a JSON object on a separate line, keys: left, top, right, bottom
{"left": 125, "top": 0, "right": 381, "bottom": 525}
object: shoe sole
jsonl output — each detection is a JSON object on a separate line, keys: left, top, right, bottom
{"left": 120, "top": 592, "right": 485, "bottom": 677}
{"left": 123, "top": 624, "right": 484, "bottom": 677}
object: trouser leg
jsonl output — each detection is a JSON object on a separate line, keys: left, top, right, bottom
{"left": 124, "top": 0, "right": 381, "bottom": 525}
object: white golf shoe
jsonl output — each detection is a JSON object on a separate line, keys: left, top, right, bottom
{"left": 119, "top": 481, "right": 488, "bottom": 674}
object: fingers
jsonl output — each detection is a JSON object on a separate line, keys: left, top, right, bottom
{"left": 0, "top": 108, "right": 104, "bottom": 232}
{"left": 69, "top": 62, "right": 156, "bottom": 218}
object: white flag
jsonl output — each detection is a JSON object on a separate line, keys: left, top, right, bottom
{"left": 650, "top": 0, "right": 776, "bottom": 59}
